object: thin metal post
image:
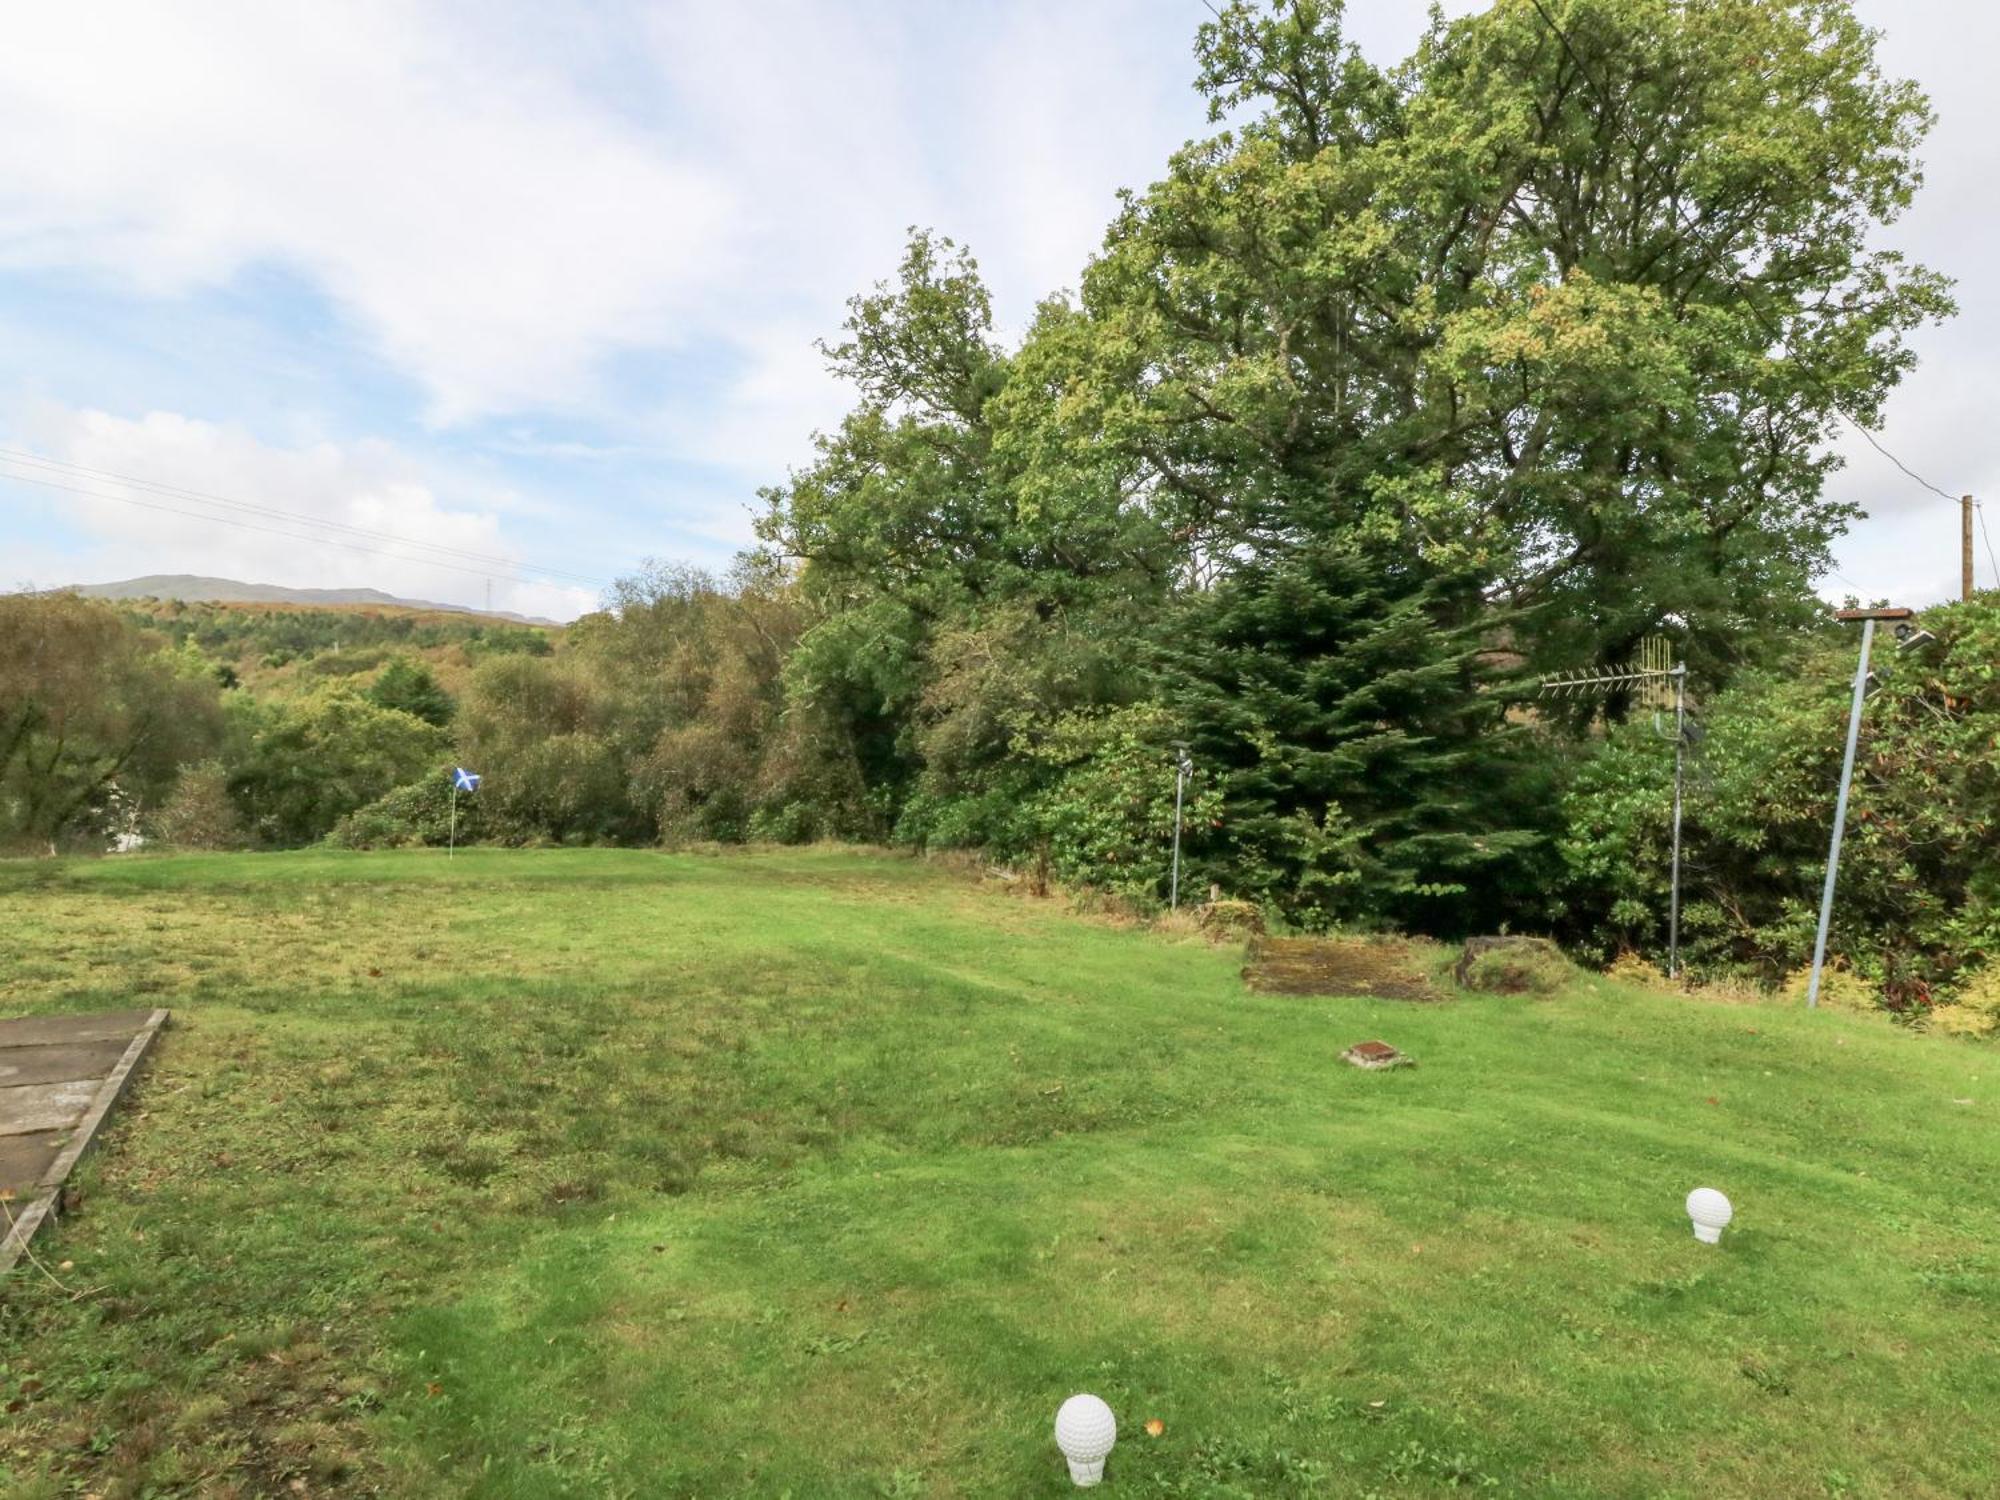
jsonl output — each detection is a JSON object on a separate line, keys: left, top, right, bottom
{"left": 1807, "top": 617, "right": 1876, "bottom": 1008}
{"left": 449, "top": 783, "right": 458, "bottom": 859}
{"left": 1169, "top": 758, "right": 1188, "bottom": 911}
{"left": 1542, "top": 654, "right": 1689, "bottom": 976}
{"left": 1667, "top": 664, "right": 1687, "bottom": 978}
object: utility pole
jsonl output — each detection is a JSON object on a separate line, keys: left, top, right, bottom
{"left": 1806, "top": 606, "right": 1914, "bottom": 1008}
{"left": 1964, "top": 496, "right": 1975, "bottom": 602}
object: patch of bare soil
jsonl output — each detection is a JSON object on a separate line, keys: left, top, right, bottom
{"left": 1241, "top": 936, "right": 1444, "bottom": 1001}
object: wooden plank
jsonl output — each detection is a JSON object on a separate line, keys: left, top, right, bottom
{"left": 1, "top": 1008, "right": 168, "bottom": 1279}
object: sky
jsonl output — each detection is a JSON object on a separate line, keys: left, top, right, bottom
{"left": 0, "top": 0, "right": 1990, "bottom": 622}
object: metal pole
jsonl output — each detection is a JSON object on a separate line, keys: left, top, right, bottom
{"left": 1807, "top": 617, "right": 1876, "bottom": 1008}
{"left": 1169, "top": 760, "right": 1187, "bottom": 911}
{"left": 1667, "top": 664, "right": 1686, "bottom": 978}
{"left": 449, "top": 782, "right": 458, "bottom": 859}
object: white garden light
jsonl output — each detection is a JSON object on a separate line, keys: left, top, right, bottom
{"left": 1054, "top": 1393, "right": 1118, "bottom": 1486}
{"left": 1686, "top": 1187, "right": 1733, "bottom": 1244}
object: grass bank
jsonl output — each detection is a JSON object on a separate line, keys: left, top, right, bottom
{"left": 1, "top": 848, "right": 1995, "bottom": 1497}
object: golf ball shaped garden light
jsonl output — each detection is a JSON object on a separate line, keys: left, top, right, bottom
{"left": 1054, "top": 1393, "right": 1117, "bottom": 1486}
{"left": 1686, "top": 1187, "right": 1733, "bottom": 1244}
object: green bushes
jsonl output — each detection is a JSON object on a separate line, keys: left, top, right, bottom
{"left": 150, "top": 760, "right": 245, "bottom": 850}
{"left": 367, "top": 655, "right": 454, "bottom": 726}
{"left": 227, "top": 690, "right": 448, "bottom": 846}
{"left": 326, "top": 769, "right": 478, "bottom": 849}
{"left": 1930, "top": 968, "right": 2000, "bottom": 1038}
{"left": 0, "top": 594, "right": 227, "bottom": 851}
{"left": 1559, "top": 598, "right": 2000, "bottom": 1022}
{"left": 1017, "top": 706, "right": 1222, "bottom": 898}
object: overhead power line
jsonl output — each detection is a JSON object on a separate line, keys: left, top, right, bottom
{"left": 1847, "top": 430, "right": 1958, "bottom": 505}
{"left": 0, "top": 446, "right": 608, "bottom": 592}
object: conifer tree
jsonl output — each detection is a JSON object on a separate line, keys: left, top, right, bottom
{"left": 1171, "top": 540, "right": 1545, "bottom": 930}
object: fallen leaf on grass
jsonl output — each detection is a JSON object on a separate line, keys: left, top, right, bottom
{"left": 1144, "top": 1419, "right": 1165, "bottom": 1437}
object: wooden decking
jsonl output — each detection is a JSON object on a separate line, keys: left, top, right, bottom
{"left": 1, "top": 1007, "right": 167, "bottom": 1278}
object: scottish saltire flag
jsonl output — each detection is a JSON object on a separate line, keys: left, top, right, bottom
{"left": 452, "top": 767, "right": 481, "bottom": 793}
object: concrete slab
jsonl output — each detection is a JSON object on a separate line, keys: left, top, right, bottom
{"left": 0, "top": 1007, "right": 167, "bottom": 1279}
{"left": 0, "top": 1009, "right": 158, "bottom": 1049}
{"left": 0, "top": 1039, "right": 131, "bottom": 1088}
{"left": 0, "top": 1130, "right": 66, "bottom": 1198}
{"left": 0, "top": 1079, "right": 101, "bottom": 1134}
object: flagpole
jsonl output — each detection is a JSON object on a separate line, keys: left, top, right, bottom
{"left": 449, "top": 781, "right": 457, "bottom": 859}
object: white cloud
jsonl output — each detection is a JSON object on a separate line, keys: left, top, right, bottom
{"left": 0, "top": 2, "right": 732, "bottom": 423}
{"left": 2, "top": 403, "right": 599, "bottom": 620}
{"left": 0, "top": 0, "right": 1987, "bottom": 619}
{"left": 1817, "top": 0, "right": 2000, "bottom": 609}
{"left": 634, "top": 0, "right": 1223, "bottom": 476}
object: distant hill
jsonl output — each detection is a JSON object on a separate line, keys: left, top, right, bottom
{"left": 66, "top": 575, "right": 561, "bottom": 626}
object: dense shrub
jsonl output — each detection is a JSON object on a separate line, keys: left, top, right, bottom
{"left": 1930, "top": 968, "right": 2000, "bottom": 1039}
{"left": 326, "top": 768, "right": 482, "bottom": 849}
{"left": 1454, "top": 936, "right": 1576, "bottom": 996}
{"left": 227, "top": 690, "right": 448, "bottom": 846}
{"left": 1015, "top": 706, "right": 1224, "bottom": 899}
{"left": 1560, "top": 598, "right": 2000, "bottom": 1017}
{"left": 456, "top": 655, "right": 641, "bottom": 842}
{"left": 368, "top": 655, "right": 455, "bottom": 726}
{"left": 150, "top": 760, "right": 245, "bottom": 850}
{"left": 0, "top": 595, "right": 226, "bottom": 851}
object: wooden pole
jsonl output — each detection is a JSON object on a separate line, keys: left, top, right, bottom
{"left": 1964, "top": 495, "right": 1975, "bottom": 601}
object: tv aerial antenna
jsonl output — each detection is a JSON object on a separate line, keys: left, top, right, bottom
{"left": 1541, "top": 642, "right": 1693, "bottom": 976}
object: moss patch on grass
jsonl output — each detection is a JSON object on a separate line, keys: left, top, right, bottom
{"left": 1242, "top": 934, "right": 1445, "bottom": 1001}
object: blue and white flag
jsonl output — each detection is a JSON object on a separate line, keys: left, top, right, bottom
{"left": 452, "top": 767, "right": 482, "bottom": 793}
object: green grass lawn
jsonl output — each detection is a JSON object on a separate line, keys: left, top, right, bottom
{"left": 1, "top": 849, "right": 1996, "bottom": 1499}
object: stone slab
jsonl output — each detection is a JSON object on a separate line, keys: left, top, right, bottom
{"left": 0, "top": 1080, "right": 100, "bottom": 1136}
{"left": 0, "top": 1009, "right": 157, "bottom": 1049}
{"left": 0, "top": 1130, "right": 66, "bottom": 1199}
{"left": 0, "top": 1038, "right": 130, "bottom": 1089}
